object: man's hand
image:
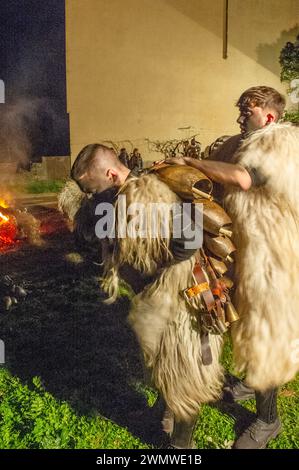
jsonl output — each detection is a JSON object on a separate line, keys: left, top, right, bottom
{"left": 166, "top": 157, "right": 252, "bottom": 190}
{"left": 165, "top": 156, "right": 252, "bottom": 190}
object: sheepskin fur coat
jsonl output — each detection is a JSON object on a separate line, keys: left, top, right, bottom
{"left": 224, "top": 123, "right": 299, "bottom": 391}
{"left": 101, "top": 173, "right": 224, "bottom": 421}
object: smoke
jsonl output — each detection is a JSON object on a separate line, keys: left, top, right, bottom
{"left": 0, "top": 98, "right": 35, "bottom": 167}
{"left": 0, "top": 95, "right": 69, "bottom": 172}
{"left": 0, "top": 1, "right": 69, "bottom": 171}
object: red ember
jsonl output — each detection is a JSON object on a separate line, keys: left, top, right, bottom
{"left": 0, "top": 207, "right": 18, "bottom": 250}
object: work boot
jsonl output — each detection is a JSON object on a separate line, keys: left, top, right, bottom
{"left": 233, "top": 417, "right": 282, "bottom": 449}
{"left": 234, "top": 388, "right": 281, "bottom": 449}
{"left": 168, "top": 417, "right": 197, "bottom": 449}
{"left": 223, "top": 375, "right": 255, "bottom": 401}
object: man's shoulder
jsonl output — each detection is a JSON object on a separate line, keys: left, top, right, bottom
{"left": 203, "top": 134, "right": 242, "bottom": 163}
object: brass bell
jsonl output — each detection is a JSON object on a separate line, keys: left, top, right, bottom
{"left": 219, "top": 276, "right": 234, "bottom": 289}
{"left": 204, "top": 234, "right": 236, "bottom": 259}
{"left": 225, "top": 301, "right": 239, "bottom": 324}
{"left": 209, "top": 256, "right": 228, "bottom": 275}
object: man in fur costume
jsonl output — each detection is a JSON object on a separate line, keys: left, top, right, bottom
{"left": 202, "top": 86, "right": 286, "bottom": 203}
{"left": 201, "top": 86, "right": 286, "bottom": 403}
{"left": 200, "top": 87, "right": 289, "bottom": 403}
{"left": 167, "top": 90, "right": 299, "bottom": 448}
{"left": 65, "top": 143, "right": 236, "bottom": 449}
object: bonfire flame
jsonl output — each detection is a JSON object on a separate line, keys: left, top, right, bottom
{"left": 0, "top": 193, "right": 42, "bottom": 251}
{"left": 0, "top": 203, "right": 18, "bottom": 250}
{"left": 0, "top": 211, "right": 9, "bottom": 224}
{"left": 0, "top": 197, "right": 9, "bottom": 209}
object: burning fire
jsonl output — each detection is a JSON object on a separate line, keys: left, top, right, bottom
{"left": 0, "top": 192, "right": 42, "bottom": 250}
{"left": 0, "top": 211, "right": 9, "bottom": 224}
{"left": 0, "top": 201, "right": 18, "bottom": 250}
{"left": 0, "top": 197, "right": 9, "bottom": 209}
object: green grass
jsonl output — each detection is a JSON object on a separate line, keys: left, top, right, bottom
{"left": 0, "top": 176, "right": 65, "bottom": 196}
{"left": 0, "top": 232, "right": 298, "bottom": 449}
{"left": 0, "top": 370, "right": 147, "bottom": 449}
{"left": 132, "top": 339, "right": 299, "bottom": 449}
{"left": 25, "top": 180, "right": 65, "bottom": 194}
{"left": 0, "top": 338, "right": 297, "bottom": 449}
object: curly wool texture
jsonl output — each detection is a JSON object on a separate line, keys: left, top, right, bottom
{"left": 102, "top": 174, "right": 178, "bottom": 303}
{"left": 129, "top": 258, "right": 223, "bottom": 420}
{"left": 102, "top": 173, "right": 223, "bottom": 421}
{"left": 15, "top": 210, "right": 42, "bottom": 246}
{"left": 224, "top": 123, "right": 299, "bottom": 391}
{"left": 58, "top": 180, "right": 87, "bottom": 224}
{"left": 115, "top": 175, "right": 176, "bottom": 274}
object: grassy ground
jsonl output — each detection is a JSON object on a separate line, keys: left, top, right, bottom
{"left": 24, "top": 180, "right": 65, "bottom": 194}
{"left": 0, "top": 209, "right": 298, "bottom": 449}
{"left": 0, "top": 174, "right": 65, "bottom": 196}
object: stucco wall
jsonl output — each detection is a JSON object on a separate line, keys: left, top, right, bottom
{"left": 66, "top": 0, "right": 299, "bottom": 164}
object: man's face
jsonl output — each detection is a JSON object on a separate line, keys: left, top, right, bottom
{"left": 79, "top": 170, "right": 112, "bottom": 194}
{"left": 75, "top": 149, "right": 130, "bottom": 194}
{"left": 237, "top": 104, "right": 274, "bottom": 135}
{"left": 78, "top": 155, "right": 116, "bottom": 194}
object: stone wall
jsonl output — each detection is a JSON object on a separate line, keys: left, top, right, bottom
{"left": 31, "top": 156, "right": 71, "bottom": 180}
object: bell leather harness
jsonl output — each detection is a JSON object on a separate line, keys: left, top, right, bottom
{"left": 184, "top": 251, "right": 229, "bottom": 365}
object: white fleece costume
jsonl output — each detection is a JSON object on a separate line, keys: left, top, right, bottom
{"left": 224, "top": 123, "right": 299, "bottom": 391}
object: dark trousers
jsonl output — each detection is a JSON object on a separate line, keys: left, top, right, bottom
{"left": 170, "top": 416, "right": 197, "bottom": 448}
{"left": 255, "top": 388, "right": 278, "bottom": 423}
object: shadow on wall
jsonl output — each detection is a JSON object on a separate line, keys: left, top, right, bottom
{"left": 257, "top": 25, "right": 299, "bottom": 77}
{"left": 165, "top": 0, "right": 298, "bottom": 76}
{"left": 165, "top": 0, "right": 222, "bottom": 40}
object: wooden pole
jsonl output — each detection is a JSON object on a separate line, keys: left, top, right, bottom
{"left": 223, "top": 0, "right": 229, "bottom": 59}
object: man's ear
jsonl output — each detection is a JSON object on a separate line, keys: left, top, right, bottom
{"left": 106, "top": 168, "right": 118, "bottom": 182}
{"left": 266, "top": 113, "right": 275, "bottom": 124}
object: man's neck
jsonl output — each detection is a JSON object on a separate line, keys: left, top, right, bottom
{"left": 119, "top": 167, "right": 131, "bottom": 185}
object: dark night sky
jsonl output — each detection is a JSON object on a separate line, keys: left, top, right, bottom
{"left": 0, "top": 0, "right": 70, "bottom": 158}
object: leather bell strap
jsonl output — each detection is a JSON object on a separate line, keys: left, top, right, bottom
{"left": 190, "top": 262, "right": 216, "bottom": 312}
{"left": 200, "top": 331, "right": 213, "bottom": 366}
{"left": 191, "top": 260, "right": 215, "bottom": 366}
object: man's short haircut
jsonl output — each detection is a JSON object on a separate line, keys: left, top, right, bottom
{"left": 71, "top": 143, "right": 115, "bottom": 182}
{"left": 237, "top": 86, "right": 286, "bottom": 119}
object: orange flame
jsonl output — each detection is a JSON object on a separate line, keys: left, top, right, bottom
{"left": 0, "top": 211, "right": 9, "bottom": 224}
{"left": 0, "top": 209, "right": 17, "bottom": 250}
{"left": 0, "top": 198, "right": 9, "bottom": 209}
